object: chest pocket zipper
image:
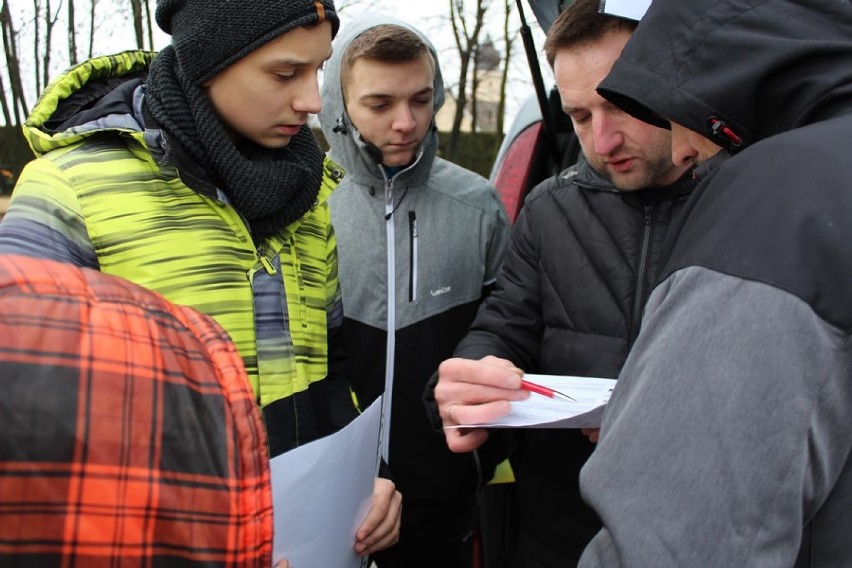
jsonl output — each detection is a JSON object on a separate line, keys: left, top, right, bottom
{"left": 409, "top": 211, "right": 418, "bottom": 302}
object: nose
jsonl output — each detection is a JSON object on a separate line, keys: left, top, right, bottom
{"left": 292, "top": 74, "right": 322, "bottom": 115}
{"left": 391, "top": 105, "right": 417, "bottom": 133}
{"left": 591, "top": 112, "right": 623, "bottom": 156}
{"left": 670, "top": 124, "right": 698, "bottom": 167}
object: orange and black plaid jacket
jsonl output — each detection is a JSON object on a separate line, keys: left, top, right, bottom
{"left": 0, "top": 255, "right": 273, "bottom": 566}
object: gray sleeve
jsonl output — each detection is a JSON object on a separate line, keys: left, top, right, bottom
{"left": 579, "top": 266, "right": 852, "bottom": 567}
{"left": 0, "top": 159, "right": 98, "bottom": 269}
{"left": 482, "top": 186, "right": 510, "bottom": 286}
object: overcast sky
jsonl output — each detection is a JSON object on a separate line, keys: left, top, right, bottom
{"left": 5, "top": 0, "right": 549, "bottom": 127}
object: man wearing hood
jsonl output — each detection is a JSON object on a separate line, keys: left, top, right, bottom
{"left": 318, "top": 15, "right": 510, "bottom": 568}
{"left": 0, "top": 0, "right": 400, "bottom": 558}
{"left": 575, "top": 0, "right": 852, "bottom": 565}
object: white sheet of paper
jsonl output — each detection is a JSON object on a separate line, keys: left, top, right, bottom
{"left": 456, "top": 374, "right": 617, "bottom": 429}
{"left": 600, "top": 0, "right": 652, "bottom": 21}
{"left": 269, "top": 397, "right": 382, "bottom": 567}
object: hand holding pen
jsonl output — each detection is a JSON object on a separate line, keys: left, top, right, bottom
{"left": 435, "top": 356, "right": 527, "bottom": 453}
{"left": 520, "top": 378, "right": 577, "bottom": 402}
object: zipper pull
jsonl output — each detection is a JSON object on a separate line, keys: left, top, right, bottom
{"left": 257, "top": 248, "right": 277, "bottom": 275}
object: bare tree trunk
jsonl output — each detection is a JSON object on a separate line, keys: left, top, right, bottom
{"left": 0, "top": 73, "right": 12, "bottom": 125}
{"left": 43, "top": 0, "right": 60, "bottom": 88}
{"left": 129, "top": 0, "right": 143, "bottom": 49}
{"left": 447, "top": 0, "right": 489, "bottom": 160}
{"left": 88, "top": 0, "right": 96, "bottom": 57}
{"left": 497, "top": 0, "right": 514, "bottom": 137}
{"left": 32, "top": 0, "right": 41, "bottom": 93}
{"left": 471, "top": 45, "right": 480, "bottom": 133}
{"left": 67, "top": 0, "right": 77, "bottom": 65}
{"left": 43, "top": 0, "right": 52, "bottom": 87}
{"left": 1, "top": 0, "right": 29, "bottom": 125}
{"left": 144, "top": 0, "right": 153, "bottom": 50}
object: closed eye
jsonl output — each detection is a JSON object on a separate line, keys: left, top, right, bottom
{"left": 572, "top": 113, "right": 591, "bottom": 126}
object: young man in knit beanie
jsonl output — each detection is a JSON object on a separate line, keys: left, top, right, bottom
{"left": 0, "top": 0, "right": 401, "bottom": 561}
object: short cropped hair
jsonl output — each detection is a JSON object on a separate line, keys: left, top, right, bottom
{"left": 340, "top": 24, "right": 435, "bottom": 93}
{"left": 543, "top": 0, "right": 638, "bottom": 68}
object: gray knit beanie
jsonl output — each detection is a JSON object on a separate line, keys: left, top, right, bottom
{"left": 155, "top": 0, "right": 339, "bottom": 84}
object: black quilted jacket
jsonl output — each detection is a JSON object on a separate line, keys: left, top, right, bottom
{"left": 428, "top": 159, "right": 695, "bottom": 565}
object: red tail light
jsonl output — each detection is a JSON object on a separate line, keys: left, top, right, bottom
{"left": 492, "top": 122, "right": 543, "bottom": 224}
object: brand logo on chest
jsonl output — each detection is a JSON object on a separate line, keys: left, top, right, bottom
{"left": 430, "top": 286, "right": 452, "bottom": 297}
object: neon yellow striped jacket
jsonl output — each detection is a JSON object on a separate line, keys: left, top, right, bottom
{"left": 0, "top": 50, "right": 356, "bottom": 454}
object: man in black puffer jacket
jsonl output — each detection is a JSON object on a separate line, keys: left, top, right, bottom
{"left": 425, "top": 1, "right": 695, "bottom": 566}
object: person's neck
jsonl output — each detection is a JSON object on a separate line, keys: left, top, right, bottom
{"left": 382, "top": 161, "right": 417, "bottom": 179}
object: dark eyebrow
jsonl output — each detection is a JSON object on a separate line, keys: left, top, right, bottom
{"left": 359, "top": 87, "right": 434, "bottom": 102}
{"left": 267, "top": 48, "right": 333, "bottom": 68}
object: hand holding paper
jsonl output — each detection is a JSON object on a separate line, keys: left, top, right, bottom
{"left": 434, "top": 357, "right": 617, "bottom": 454}
{"left": 434, "top": 356, "right": 528, "bottom": 453}
{"left": 269, "top": 398, "right": 383, "bottom": 568}
{"left": 354, "top": 477, "right": 402, "bottom": 557}
{"left": 456, "top": 374, "right": 617, "bottom": 429}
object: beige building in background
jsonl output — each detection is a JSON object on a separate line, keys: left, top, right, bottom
{"left": 435, "top": 37, "right": 502, "bottom": 133}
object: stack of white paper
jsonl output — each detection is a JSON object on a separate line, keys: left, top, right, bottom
{"left": 456, "top": 374, "right": 617, "bottom": 429}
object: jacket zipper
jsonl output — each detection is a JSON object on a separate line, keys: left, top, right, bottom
{"left": 630, "top": 206, "right": 654, "bottom": 346}
{"left": 256, "top": 245, "right": 277, "bottom": 276}
{"left": 408, "top": 210, "right": 417, "bottom": 302}
{"left": 381, "top": 177, "right": 396, "bottom": 461}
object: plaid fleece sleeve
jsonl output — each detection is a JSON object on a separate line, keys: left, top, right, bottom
{"left": 0, "top": 255, "right": 273, "bottom": 567}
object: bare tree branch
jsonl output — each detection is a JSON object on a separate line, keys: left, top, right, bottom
{"left": 42, "top": 0, "right": 62, "bottom": 88}
{"left": 1, "top": 0, "right": 29, "bottom": 125}
{"left": 129, "top": 0, "right": 143, "bottom": 49}
{"left": 0, "top": 71, "right": 12, "bottom": 126}
{"left": 497, "top": 0, "right": 515, "bottom": 136}
{"left": 30, "top": 0, "right": 41, "bottom": 93}
{"left": 87, "top": 0, "right": 96, "bottom": 57}
{"left": 144, "top": 0, "right": 153, "bottom": 50}
{"left": 67, "top": 0, "right": 77, "bottom": 65}
{"left": 447, "top": 0, "right": 489, "bottom": 159}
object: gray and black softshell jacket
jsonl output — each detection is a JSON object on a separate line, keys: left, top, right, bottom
{"left": 579, "top": 0, "right": 852, "bottom": 565}
{"left": 318, "top": 14, "right": 510, "bottom": 547}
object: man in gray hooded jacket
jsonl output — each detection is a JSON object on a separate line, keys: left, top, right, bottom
{"left": 319, "top": 14, "right": 510, "bottom": 568}
{"left": 580, "top": 0, "right": 852, "bottom": 565}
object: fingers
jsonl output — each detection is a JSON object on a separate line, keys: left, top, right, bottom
{"left": 433, "top": 358, "right": 527, "bottom": 453}
{"left": 444, "top": 399, "right": 513, "bottom": 427}
{"left": 274, "top": 560, "right": 290, "bottom": 568}
{"left": 581, "top": 427, "right": 601, "bottom": 443}
{"left": 437, "top": 357, "right": 524, "bottom": 394}
{"left": 479, "top": 354, "right": 526, "bottom": 372}
{"left": 354, "top": 478, "right": 402, "bottom": 557}
{"left": 444, "top": 423, "right": 490, "bottom": 453}
{"left": 435, "top": 358, "right": 526, "bottom": 414}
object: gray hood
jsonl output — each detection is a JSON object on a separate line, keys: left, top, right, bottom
{"left": 318, "top": 13, "right": 445, "bottom": 184}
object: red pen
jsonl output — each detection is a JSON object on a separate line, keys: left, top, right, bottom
{"left": 520, "top": 379, "right": 577, "bottom": 402}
